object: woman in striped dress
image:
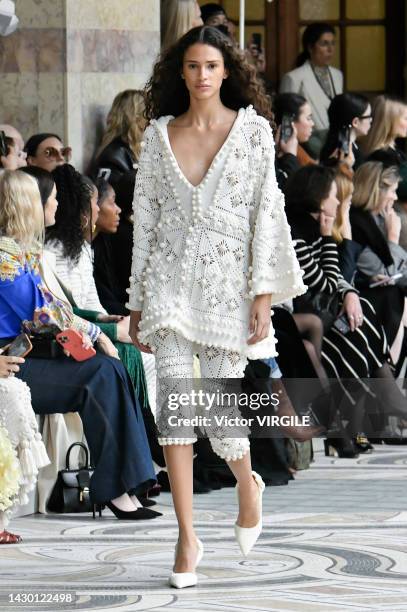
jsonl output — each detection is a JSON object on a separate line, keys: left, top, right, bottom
{"left": 285, "top": 165, "right": 407, "bottom": 454}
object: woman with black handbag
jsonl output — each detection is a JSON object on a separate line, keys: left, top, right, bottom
{"left": 0, "top": 169, "right": 161, "bottom": 520}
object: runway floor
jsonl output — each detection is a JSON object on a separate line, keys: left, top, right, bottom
{"left": 1, "top": 440, "right": 407, "bottom": 612}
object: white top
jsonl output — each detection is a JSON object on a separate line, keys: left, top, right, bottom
{"left": 127, "top": 106, "right": 306, "bottom": 359}
{"left": 45, "top": 241, "right": 107, "bottom": 314}
{"left": 279, "top": 60, "right": 344, "bottom": 131}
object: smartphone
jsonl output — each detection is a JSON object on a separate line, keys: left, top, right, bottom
{"left": 337, "top": 126, "right": 351, "bottom": 156}
{"left": 97, "top": 168, "right": 111, "bottom": 181}
{"left": 281, "top": 113, "right": 294, "bottom": 143}
{"left": 333, "top": 314, "right": 351, "bottom": 334}
{"left": 369, "top": 272, "right": 403, "bottom": 288}
{"left": 56, "top": 329, "right": 96, "bottom": 362}
{"left": 3, "top": 333, "right": 33, "bottom": 358}
{"left": 0, "top": 131, "right": 8, "bottom": 158}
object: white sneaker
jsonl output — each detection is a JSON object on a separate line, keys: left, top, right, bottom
{"left": 168, "top": 538, "right": 204, "bottom": 588}
{"left": 234, "top": 471, "right": 265, "bottom": 557}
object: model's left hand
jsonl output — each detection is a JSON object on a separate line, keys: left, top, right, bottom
{"left": 247, "top": 294, "right": 272, "bottom": 345}
{"left": 341, "top": 292, "right": 363, "bottom": 332}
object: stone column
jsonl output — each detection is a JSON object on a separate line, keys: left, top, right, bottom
{"left": 0, "top": 0, "right": 160, "bottom": 170}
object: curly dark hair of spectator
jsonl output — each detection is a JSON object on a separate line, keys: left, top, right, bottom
{"left": 285, "top": 165, "right": 336, "bottom": 216}
{"left": 46, "top": 164, "right": 95, "bottom": 264}
{"left": 144, "top": 25, "right": 273, "bottom": 122}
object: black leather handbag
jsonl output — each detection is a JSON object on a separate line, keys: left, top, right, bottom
{"left": 47, "top": 442, "right": 95, "bottom": 513}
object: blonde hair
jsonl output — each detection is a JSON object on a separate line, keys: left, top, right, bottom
{"left": 98, "top": 90, "right": 146, "bottom": 160}
{"left": 363, "top": 95, "right": 407, "bottom": 154}
{"left": 332, "top": 165, "right": 354, "bottom": 243}
{"left": 353, "top": 161, "right": 400, "bottom": 212}
{"left": 0, "top": 170, "right": 44, "bottom": 249}
{"left": 161, "top": 0, "right": 198, "bottom": 50}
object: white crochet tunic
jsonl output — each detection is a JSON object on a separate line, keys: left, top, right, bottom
{"left": 127, "top": 106, "right": 306, "bottom": 359}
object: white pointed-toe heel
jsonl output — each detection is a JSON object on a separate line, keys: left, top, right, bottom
{"left": 234, "top": 471, "right": 265, "bottom": 557}
{"left": 168, "top": 538, "right": 204, "bottom": 588}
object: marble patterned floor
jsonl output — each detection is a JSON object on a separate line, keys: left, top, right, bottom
{"left": 1, "top": 441, "right": 407, "bottom": 612}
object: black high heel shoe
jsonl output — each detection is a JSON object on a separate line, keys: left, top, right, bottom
{"left": 137, "top": 495, "right": 157, "bottom": 507}
{"left": 324, "top": 436, "right": 359, "bottom": 458}
{"left": 93, "top": 502, "right": 162, "bottom": 520}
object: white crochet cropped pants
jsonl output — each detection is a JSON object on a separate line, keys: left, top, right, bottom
{"left": 152, "top": 329, "right": 251, "bottom": 461}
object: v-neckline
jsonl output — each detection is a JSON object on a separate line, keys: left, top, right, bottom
{"left": 161, "top": 107, "right": 244, "bottom": 190}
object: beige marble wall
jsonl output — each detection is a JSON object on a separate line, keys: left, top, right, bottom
{"left": 0, "top": 0, "right": 160, "bottom": 171}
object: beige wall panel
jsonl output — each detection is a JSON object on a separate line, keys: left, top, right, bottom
{"left": 37, "top": 73, "right": 65, "bottom": 138}
{"left": 66, "top": 0, "right": 159, "bottom": 31}
{"left": 15, "top": 0, "right": 65, "bottom": 29}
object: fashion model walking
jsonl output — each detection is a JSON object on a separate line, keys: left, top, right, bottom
{"left": 128, "top": 26, "right": 306, "bottom": 588}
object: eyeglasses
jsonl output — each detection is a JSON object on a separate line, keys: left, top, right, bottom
{"left": 42, "top": 146, "right": 72, "bottom": 161}
{"left": 359, "top": 114, "right": 372, "bottom": 120}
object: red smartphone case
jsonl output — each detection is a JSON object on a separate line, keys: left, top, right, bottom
{"left": 56, "top": 330, "right": 96, "bottom": 362}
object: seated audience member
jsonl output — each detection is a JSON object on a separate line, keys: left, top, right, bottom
{"left": 109, "top": 171, "right": 136, "bottom": 304}
{"left": 94, "top": 90, "right": 146, "bottom": 188}
{"left": 350, "top": 162, "right": 407, "bottom": 367}
{"left": 272, "top": 93, "right": 316, "bottom": 189}
{"left": 0, "top": 134, "right": 24, "bottom": 172}
{"left": 92, "top": 177, "right": 126, "bottom": 314}
{"left": 0, "top": 355, "right": 49, "bottom": 544}
{"left": 364, "top": 95, "right": 407, "bottom": 199}
{"left": 42, "top": 165, "right": 163, "bottom": 476}
{"left": 0, "top": 169, "right": 160, "bottom": 519}
{"left": 286, "top": 165, "right": 407, "bottom": 453}
{"left": 25, "top": 133, "right": 71, "bottom": 172}
{"left": 0, "top": 124, "right": 27, "bottom": 170}
{"left": 279, "top": 23, "right": 343, "bottom": 158}
{"left": 320, "top": 93, "right": 372, "bottom": 169}
{"left": 160, "top": 0, "right": 203, "bottom": 50}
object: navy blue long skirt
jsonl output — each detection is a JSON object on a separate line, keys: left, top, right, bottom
{"left": 17, "top": 353, "right": 156, "bottom": 504}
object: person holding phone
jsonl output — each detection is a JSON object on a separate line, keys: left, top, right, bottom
{"left": 0, "top": 169, "right": 160, "bottom": 520}
{"left": 272, "top": 93, "right": 316, "bottom": 190}
{"left": 320, "top": 93, "right": 372, "bottom": 169}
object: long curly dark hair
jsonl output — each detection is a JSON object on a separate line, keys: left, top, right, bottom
{"left": 45, "top": 164, "right": 95, "bottom": 264}
{"left": 144, "top": 26, "right": 272, "bottom": 121}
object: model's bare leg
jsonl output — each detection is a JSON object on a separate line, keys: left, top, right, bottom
{"left": 227, "top": 451, "right": 261, "bottom": 528}
{"left": 163, "top": 444, "right": 200, "bottom": 572}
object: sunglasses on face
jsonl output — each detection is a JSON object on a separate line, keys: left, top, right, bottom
{"left": 42, "top": 146, "right": 72, "bottom": 161}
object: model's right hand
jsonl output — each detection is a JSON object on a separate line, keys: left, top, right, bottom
{"left": 129, "top": 311, "right": 152, "bottom": 353}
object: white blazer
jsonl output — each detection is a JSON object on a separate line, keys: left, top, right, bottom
{"left": 279, "top": 60, "right": 343, "bottom": 131}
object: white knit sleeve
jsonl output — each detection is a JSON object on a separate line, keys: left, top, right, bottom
{"left": 250, "top": 121, "right": 307, "bottom": 305}
{"left": 126, "top": 125, "right": 161, "bottom": 311}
